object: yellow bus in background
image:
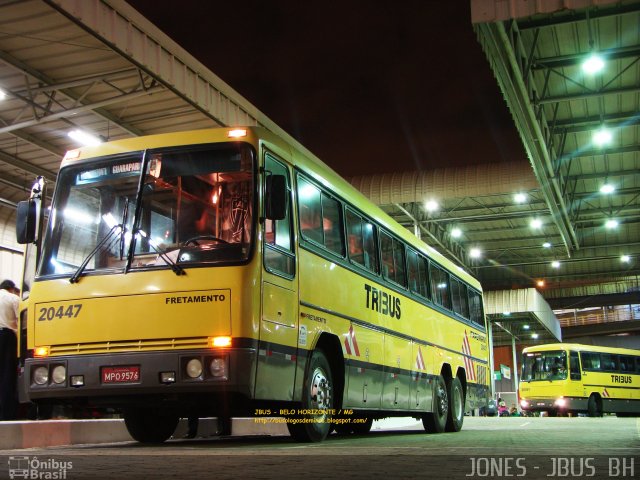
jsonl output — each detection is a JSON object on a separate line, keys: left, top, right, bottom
{"left": 16, "top": 127, "right": 489, "bottom": 442}
{"left": 519, "top": 343, "right": 640, "bottom": 417}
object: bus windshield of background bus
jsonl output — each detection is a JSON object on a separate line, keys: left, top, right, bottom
{"left": 522, "top": 350, "right": 568, "bottom": 381}
{"left": 39, "top": 143, "right": 254, "bottom": 277}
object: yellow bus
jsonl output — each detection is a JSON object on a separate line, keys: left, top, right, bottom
{"left": 16, "top": 127, "right": 490, "bottom": 442}
{"left": 519, "top": 343, "right": 640, "bottom": 417}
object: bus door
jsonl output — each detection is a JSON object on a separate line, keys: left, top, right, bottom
{"left": 255, "top": 153, "right": 298, "bottom": 400}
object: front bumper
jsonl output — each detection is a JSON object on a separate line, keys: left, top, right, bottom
{"left": 24, "top": 347, "right": 257, "bottom": 403}
{"left": 520, "top": 397, "right": 588, "bottom": 412}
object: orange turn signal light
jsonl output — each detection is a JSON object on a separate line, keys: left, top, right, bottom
{"left": 34, "top": 346, "right": 50, "bottom": 357}
{"left": 227, "top": 129, "right": 247, "bottom": 138}
{"left": 210, "top": 336, "right": 232, "bottom": 348}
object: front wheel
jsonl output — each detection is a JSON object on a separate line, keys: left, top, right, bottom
{"left": 422, "top": 375, "right": 447, "bottom": 433}
{"left": 287, "top": 349, "right": 334, "bottom": 442}
{"left": 445, "top": 376, "right": 465, "bottom": 432}
{"left": 123, "top": 407, "right": 179, "bottom": 443}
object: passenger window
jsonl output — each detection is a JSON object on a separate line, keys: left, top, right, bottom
{"left": 580, "top": 352, "right": 600, "bottom": 371}
{"left": 468, "top": 290, "right": 484, "bottom": 327}
{"left": 346, "top": 209, "right": 378, "bottom": 273}
{"left": 380, "top": 231, "right": 406, "bottom": 287}
{"left": 321, "top": 195, "right": 344, "bottom": 255}
{"left": 297, "top": 175, "right": 344, "bottom": 256}
{"left": 451, "top": 278, "right": 469, "bottom": 319}
{"left": 430, "top": 263, "right": 451, "bottom": 309}
{"left": 297, "top": 177, "right": 323, "bottom": 244}
{"left": 263, "top": 155, "right": 294, "bottom": 277}
{"left": 619, "top": 355, "right": 634, "bottom": 372}
{"left": 569, "top": 351, "right": 581, "bottom": 380}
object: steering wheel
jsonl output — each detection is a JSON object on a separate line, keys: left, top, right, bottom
{"left": 183, "top": 235, "right": 230, "bottom": 246}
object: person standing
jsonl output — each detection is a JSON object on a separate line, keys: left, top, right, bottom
{"left": 0, "top": 279, "right": 19, "bottom": 420}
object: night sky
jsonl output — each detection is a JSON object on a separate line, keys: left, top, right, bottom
{"left": 127, "top": 0, "right": 524, "bottom": 178}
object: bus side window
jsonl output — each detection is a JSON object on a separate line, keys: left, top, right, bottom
{"left": 569, "top": 351, "right": 581, "bottom": 380}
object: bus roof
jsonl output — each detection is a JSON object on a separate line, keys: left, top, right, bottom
{"left": 60, "top": 126, "right": 481, "bottom": 290}
{"left": 523, "top": 343, "right": 640, "bottom": 356}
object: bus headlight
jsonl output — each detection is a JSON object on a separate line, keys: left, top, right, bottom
{"left": 209, "top": 357, "right": 227, "bottom": 378}
{"left": 186, "top": 358, "right": 203, "bottom": 379}
{"left": 52, "top": 365, "right": 66, "bottom": 384}
{"left": 33, "top": 366, "right": 49, "bottom": 385}
{"left": 520, "top": 399, "right": 529, "bottom": 408}
{"left": 554, "top": 398, "right": 566, "bottom": 408}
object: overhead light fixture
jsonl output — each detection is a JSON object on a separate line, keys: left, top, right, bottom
{"left": 469, "top": 248, "right": 482, "bottom": 259}
{"left": 621, "top": 255, "right": 630, "bottom": 263}
{"left": 68, "top": 129, "right": 102, "bottom": 147}
{"left": 0, "top": 88, "right": 6, "bottom": 100}
{"left": 605, "top": 219, "right": 618, "bottom": 229}
{"left": 593, "top": 128, "right": 612, "bottom": 147}
{"left": 536, "top": 280, "right": 545, "bottom": 287}
{"left": 503, "top": 311, "right": 511, "bottom": 316}
{"left": 530, "top": 218, "right": 543, "bottom": 229}
{"left": 451, "top": 227, "right": 462, "bottom": 238}
{"left": 513, "top": 193, "right": 527, "bottom": 204}
{"left": 523, "top": 324, "right": 530, "bottom": 330}
{"left": 600, "top": 184, "right": 615, "bottom": 194}
{"left": 531, "top": 333, "right": 540, "bottom": 339}
{"left": 425, "top": 200, "right": 439, "bottom": 212}
{"left": 542, "top": 242, "right": 552, "bottom": 248}
{"left": 582, "top": 53, "right": 605, "bottom": 74}
{"left": 551, "top": 260, "right": 560, "bottom": 268}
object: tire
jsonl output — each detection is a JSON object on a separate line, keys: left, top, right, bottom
{"left": 422, "top": 375, "right": 447, "bottom": 433}
{"left": 123, "top": 407, "right": 179, "bottom": 443}
{"left": 287, "top": 349, "right": 334, "bottom": 442}
{"left": 446, "top": 376, "right": 465, "bottom": 432}
{"left": 587, "top": 395, "right": 602, "bottom": 417}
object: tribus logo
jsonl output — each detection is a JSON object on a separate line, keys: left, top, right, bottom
{"left": 8, "top": 456, "right": 73, "bottom": 479}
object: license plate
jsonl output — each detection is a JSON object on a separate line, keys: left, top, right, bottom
{"left": 102, "top": 366, "right": 140, "bottom": 384}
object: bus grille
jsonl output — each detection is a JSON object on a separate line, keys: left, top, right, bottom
{"left": 49, "top": 337, "right": 210, "bottom": 355}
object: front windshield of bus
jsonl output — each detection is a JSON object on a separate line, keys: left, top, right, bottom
{"left": 521, "top": 350, "right": 568, "bottom": 381}
{"left": 39, "top": 143, "right": 254, "bottom": 277}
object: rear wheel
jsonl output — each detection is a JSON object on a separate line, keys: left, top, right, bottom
{"left": 422, "top": 375, "right": 447, "bottom": 433}
{"left": 123, "top": 407, "right": 179, "bottom": 443}
{"left": 445, "top": 376, "right": 465, "bottom": 432}
{"left": 587, "top": 395, "right": 602, "bottom": 417}
{"left": 287, "top": 349, "right": 334, "bottom": 442}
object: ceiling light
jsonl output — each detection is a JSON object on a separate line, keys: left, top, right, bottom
{"left": 536, "top": 280, "right": 545, "bottom": 287}
{"left": 542, "top": 242, "right": 551, "bottom": 248}
{"left": 451, "top": 227, "right": 462, "bottom": 238}
{"left": 551, "top": 260, "right": 560, "bottom": 268}
{"left": 531, "top": 333, "right": 540, "bottom": 339}
{"left": 68, "top": 129, "right": 102, "bottom": 147}
{"left": 582, "top": 54, "right": 605, "bottom": 74}
{"left": 0, "top": 88, "right": 6, "bottom": 100}
{"left": 530, "top": 218, "right": 543, "bottom": 229}
{"left": 425, "top": 200, "right": 439, "bottom": 212}
{"left": 621, "top": 255, "right": 630, "bottom": 263}
{"left": 503, "top": 311, "right": 511, "bottom": 316}
{"left": 523, "top": 324, "right": 530, "bottom": 330}
{"left": 605, "top": 219, "right": 618, "bottom": 229}
{"left": 469, "top": 248, "right": 482, "bottom": 259}
{"left": 593, "top": 128, "right": 612, "bottom": 147}
{"left": 514, "top": 193, "right": 527, "bottom": 204}
{"left": 600, "top": 184, "right": 615, "bottom": 194}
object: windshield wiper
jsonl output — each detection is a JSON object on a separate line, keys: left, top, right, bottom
{"left": 137, "top": 229, "right": 185, "bottom": 276}
{"left": 69, "top": 224, "right": 123, "bottom": 284}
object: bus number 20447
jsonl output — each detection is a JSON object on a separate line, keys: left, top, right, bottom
{"left": 38, "top": 304, "right": 83, "bottom": 321}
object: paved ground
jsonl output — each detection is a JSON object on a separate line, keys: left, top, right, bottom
{"left": 0, "top": 416, "right": 638, "bottom": 479}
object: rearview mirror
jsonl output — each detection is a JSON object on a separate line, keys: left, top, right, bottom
{"left": 265, "top": 175, "right": 287, "bottom": 220}
{"left": 16, "top": 199, "right": 37, "bottom": 244}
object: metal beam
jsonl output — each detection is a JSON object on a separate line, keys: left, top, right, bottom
{"left": 0, "top": 48, "right": 145, "bottom": 137}
{"left": 0, "top": 150, "right": 57, "bottom": 182}
{"left": 537, "top": 86, "right": 640, "bottom": 105}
